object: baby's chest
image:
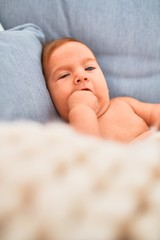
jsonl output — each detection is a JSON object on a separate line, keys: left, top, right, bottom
{"left": 98, "top": 103, "right": 149, "bottom": 141}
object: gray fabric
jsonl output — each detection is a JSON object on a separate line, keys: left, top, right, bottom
{"left": 0, "top": 0, "right": 160, "bottom": 122}
{"left": 0, "top": 24, "right": 57, "bottom": 122}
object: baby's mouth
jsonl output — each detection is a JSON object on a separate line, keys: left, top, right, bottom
{"left": 81, "top": 88, "right": 92, "bottom": 91}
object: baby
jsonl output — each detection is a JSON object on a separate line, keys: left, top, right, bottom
{"left": 42, "top": 38, "right": 160, "bottom": 143}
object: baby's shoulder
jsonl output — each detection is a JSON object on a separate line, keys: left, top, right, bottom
{"left": 110, "top": 96, "right": 138, "bottom": 106}
{"left": 109, "top": 97, "right": 139, "bottom": 113}
{"left": 110, "top": 96, "right": 133, "bottom": 105}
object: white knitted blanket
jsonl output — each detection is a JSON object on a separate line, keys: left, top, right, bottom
{"left": 0, "top": 121, "right": 160, "bottom": 240}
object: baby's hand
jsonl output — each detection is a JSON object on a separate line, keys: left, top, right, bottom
{"left": 68, "top": 90, "right": 99, "bottom": 114}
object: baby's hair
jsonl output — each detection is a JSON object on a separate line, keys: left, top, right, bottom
{"left": 42, "top": 37, "right": 84, "bottom": 80}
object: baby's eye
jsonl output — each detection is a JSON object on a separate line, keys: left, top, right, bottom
{"left": 85, "top": 66, "right": 95, "bottom": 71}
{"left": 59, "top": 73, "right": 70, "bottom": 79}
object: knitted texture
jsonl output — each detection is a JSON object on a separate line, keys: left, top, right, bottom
{"left": 0, "top": 122, "right": 160, "bottom": 240}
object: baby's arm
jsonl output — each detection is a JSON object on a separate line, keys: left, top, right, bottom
{"left": 68, "top": 91, "right": 101, "bottom": 137}
{"left": 121, "top": 97, "right": 160, "bottom": 129}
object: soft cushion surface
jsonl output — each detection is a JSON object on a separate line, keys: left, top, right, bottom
{"left": 0, "top": 24, "right": 57, "bottom": 122}
{"left": 0, "top": 0, "right": 160, "bottom": 104}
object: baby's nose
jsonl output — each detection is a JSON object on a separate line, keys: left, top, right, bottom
{"left": 75, "top": 76, "right": 88, "bottom": 84}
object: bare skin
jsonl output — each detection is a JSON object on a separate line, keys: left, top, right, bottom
{"left": 44, "top": 41, "right": 160, "bottom": 143}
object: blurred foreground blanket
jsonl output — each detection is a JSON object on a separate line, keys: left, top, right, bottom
{"left": 0, "top": 121, "right": 160, "bottom": 240}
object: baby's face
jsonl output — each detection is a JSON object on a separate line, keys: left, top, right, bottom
{"left": 46, "top": 41, "right": 109, "bottom": 121}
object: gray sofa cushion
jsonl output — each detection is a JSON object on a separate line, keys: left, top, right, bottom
{"left": 0, "top": 23, "right": 57, "bottom": 122}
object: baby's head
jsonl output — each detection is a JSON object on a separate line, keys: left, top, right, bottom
{"left": 43, "top": 38, "right": 83, "bottom": 81}
{"left": 42, "top": 38, "right": 109, "bottom": 121}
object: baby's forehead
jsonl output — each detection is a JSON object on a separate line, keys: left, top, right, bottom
{"left": 60, "top": 41, "right": 94, "bottom": 53}
{"left": 50, "top": 41, "right": 96, "bottom": 61}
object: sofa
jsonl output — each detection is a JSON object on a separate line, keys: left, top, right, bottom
{"left": 0, "top": 0, "right": 160, "bottom": 122}
{"left": 0, "top": 1, "right": 160, "bottom": 240}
